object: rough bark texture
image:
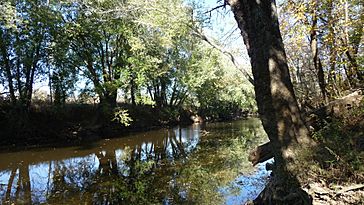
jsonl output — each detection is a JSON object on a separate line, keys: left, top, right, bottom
{"left": 227, "top": 0, "right": 312, "bottom": 166}
{"left": 248, "top": 142, "right": 273, "bottom": 166}
{"left": 0, "top": 45, "right": 16, "bottom": 104}
{"left": 309, "top": 2, "right": 327, "bottom": 102}
{"left": 344, "top": 0, "right": 364, "bottom": 87}
{"left": 226, "top": 0, "right": 315, "bottom": 203}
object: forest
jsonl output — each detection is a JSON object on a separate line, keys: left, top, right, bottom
{"left": 0, "top": 0, "right": 256, "bottom": 145}
{"left": 0, "top": 0, "right": 363, "bottom": 204}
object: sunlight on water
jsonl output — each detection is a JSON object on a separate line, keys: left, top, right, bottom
{"left": 0, "top": 118, "right": 270, "bottom": 205}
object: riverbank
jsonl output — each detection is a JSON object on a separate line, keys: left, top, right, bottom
{"left": 0, "top": 103, "right": 183, "bottom": 150}
{"left": 303, "top": 102, "right": 364, "bottom": 204}
{"left": 0, "top": 102, "right": 250, "bottom": 151}
{"left": 250, "top": 91, "right": 364, "bottom": 204}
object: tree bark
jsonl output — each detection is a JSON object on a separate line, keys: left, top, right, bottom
{"left": 85, "top": 58, "right": 118, "bottom": 109}
{"left": 326, "top": 1, "right": 343, "bottom": 97}
{"left": 309, "top": 2, "right": 327, "bottom": 102}
{"left": 343, "top": 0, "right": 364, "bottom": 86}
{"left": 248, "top": 142, "right": 273, "bottom": 166}
{"left": 226, "top": 0, "right": 315, "bottom": 202}
{"left": 130, "top": 77, "right": 136, "bottom": 105}
{"left": 0, "top": 34, "right": 17, "bottom": 104}
{"left": 345, "top": 50, "right": 363, "bottom": 86}
{"left": 100, "top": 90, "right": 117, "bottom": 109}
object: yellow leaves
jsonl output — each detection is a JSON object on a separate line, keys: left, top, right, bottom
{"left": 129, "top": 36, "right": 145, "bottom": 52}
{"left": 0, "top": 2, "right": 17, "bottom": 30}
{"left": 294, "top": 3, "right": 307, "bottom": 21}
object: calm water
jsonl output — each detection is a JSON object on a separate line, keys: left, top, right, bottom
{"left": 0, "top": 118, "right": 270, "bottom": 205}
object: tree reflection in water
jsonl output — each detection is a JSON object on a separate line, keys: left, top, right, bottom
{"left": 0, "top": 118, "right": 269, "bottom": 204}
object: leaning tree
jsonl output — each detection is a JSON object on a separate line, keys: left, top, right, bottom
{"left": 224, "top": 0, "right": 316, "bottom": 203}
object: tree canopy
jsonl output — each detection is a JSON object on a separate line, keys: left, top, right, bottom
{"left": 0, "top": 0, "right": 255, "bottom": 120}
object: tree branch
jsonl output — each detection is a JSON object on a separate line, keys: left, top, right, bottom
{"left": 0, "top": 92, "right": 10, "bottom": 95}
{"left": 248, "top": 142, "right": 274, "bottom": 166}
{"left": 191, "top": 28, "right": 254, "bottom": 84}
{"left": 204, "top": 4, "right": 226, "bottom": 14}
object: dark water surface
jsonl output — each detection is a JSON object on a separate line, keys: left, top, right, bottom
{"left": 0, "top": 118, "right": 270, "bottom": 205}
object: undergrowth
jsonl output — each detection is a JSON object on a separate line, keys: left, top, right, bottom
{"left": 302, "top": 103, "right": 364, "bottom": 186}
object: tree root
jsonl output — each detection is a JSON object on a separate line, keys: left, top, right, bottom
{"left": 251, "top": 179, "right": 312, "bottom": 205}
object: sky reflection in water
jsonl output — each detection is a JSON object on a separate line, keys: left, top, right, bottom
{"left": 0, "top": 118, "right": 270, "bottom": 205}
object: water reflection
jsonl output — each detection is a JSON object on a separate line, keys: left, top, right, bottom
{"left": 0, "top": 118, "right": 269, "bottom": 205}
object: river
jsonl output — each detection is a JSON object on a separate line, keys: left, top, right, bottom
{"left": 0, "top": 118, "right": 270, "bottom": 205}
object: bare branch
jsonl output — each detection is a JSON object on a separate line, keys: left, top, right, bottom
{"left": 204, "top": 4, "right": 226, "bottom": 14}
{"left": 191, "top": 28, "right": 254, "bottom": 84}
{"left": 0, "top": 92, "right": 10, "bottom": 95}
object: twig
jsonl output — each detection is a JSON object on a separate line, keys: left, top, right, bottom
{"left": 324, "top": 146, "right": 341, "bottom": 161}
{"left": 204, "top": 4, "right": 226, "bottom": 14}
{"left": 313, "top": 184, "right": 364, "bottom": 196}
{"left": 0, "top": 92, "right": 10, "bottom": 95}
{"left": 335, "top": 184, "right": 364, "bottom": 196}
{"left": 190, "top": 28, "right": 254, "bottom": 84}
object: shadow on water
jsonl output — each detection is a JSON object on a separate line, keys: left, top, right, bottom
{"left": 0, "top": 118, "right": 271, "bottom": 205}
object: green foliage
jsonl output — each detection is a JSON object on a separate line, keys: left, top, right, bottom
{"left": 280, "top": 0, "right": 364, "bottom": 101}
{"left": 104, "top": 118, "right": 267, "bottom": 205}
{"left": 0, "top": 0, "right": 256, "bottom": 122}
{"left": 309, "top": 106, "right": 364, "bottom": 184}
{"left": 187, "top": 48, "right": 255, "bottom": 119}
{"left": 112, "top": 107, "right": 133, "bottom": 127}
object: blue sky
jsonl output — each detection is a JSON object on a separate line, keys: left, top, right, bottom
{"left": 199, "top": 0, "right": 250, "bottom": 70}
{"left": 0, "top": 0, "right": 250, "bottom": 96}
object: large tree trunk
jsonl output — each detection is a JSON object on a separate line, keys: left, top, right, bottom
{"left": 327, "top": 3, "right": 341, "bottom": 97}
{"left": 227, "top": 0, "right": 315, "bottom": 203}
{"left": 100, "top": 90, "right": 117, "bottom": 109}
{"left": 309, "top": 1, "right": 327, "bottom": 103}
{"left": 0, "top": 36, "right": 17, "bottom": 105}
{"left": 343, "top": 0, "right": 364, "bottom": 87}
